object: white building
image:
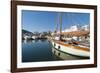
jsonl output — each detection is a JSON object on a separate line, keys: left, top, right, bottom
{"left": 63, "top": 25, "right": 81, "bottom": 32}
{"left": 63, "top": 24, "right": 89, "bottom": 32}
{"left": 81, "top": 25, "right": 90, "bottom": 31}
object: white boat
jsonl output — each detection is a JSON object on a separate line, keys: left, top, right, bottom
{"left": 51, "top": 39, "right": 90, "bottom": 58}
{"left": 50, "top": 13, "right": 90, "bottom": 59}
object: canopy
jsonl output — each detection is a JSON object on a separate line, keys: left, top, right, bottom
{"left": 55, "top": 30, "right": 89, "bottom": 37}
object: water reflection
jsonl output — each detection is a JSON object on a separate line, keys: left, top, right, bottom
{"left": 22, "top": 39, "right": 61, "bottom": 62}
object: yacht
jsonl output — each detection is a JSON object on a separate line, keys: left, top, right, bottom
{"left": 50, "top": 13, "right": 90, "bottom": 59}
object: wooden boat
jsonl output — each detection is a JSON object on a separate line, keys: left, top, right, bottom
{"left": 51, "top": 39, "right": 90, "bottom": 58}
{"left": 50, "top": 13, "right": 90, "bottom": 59}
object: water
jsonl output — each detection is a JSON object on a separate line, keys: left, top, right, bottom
{"left": 22, "top": 39, "right": 61, "bottom": 62}
{"left": 22, "top": 39, "right": 89, "bottom": 63}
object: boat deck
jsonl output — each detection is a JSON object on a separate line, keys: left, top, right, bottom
{"left": 52, "top": 40, "right": 90, "bottom": 52}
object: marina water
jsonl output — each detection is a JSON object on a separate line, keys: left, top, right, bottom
{"left": 22, "top": 39, "right": 61, "bottom": 62}
{"left": 22, "top": 39, "right": 88, "bottom": 62}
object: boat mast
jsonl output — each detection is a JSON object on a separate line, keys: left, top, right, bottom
{"left": 55, "top": 13, "right": 59, "bottom": 33}
{"left": 54, "top": 12, "right": 62, "bottom": 40}
{"left": 59, "top": 13, "right": 62, "bottom": 40}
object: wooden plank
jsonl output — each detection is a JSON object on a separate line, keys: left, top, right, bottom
{"left": 53, "top": 40, "right": 90, "bottom": 52}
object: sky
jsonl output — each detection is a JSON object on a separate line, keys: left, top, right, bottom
{"left": 22, "top": 10, "right": 90, "bottom": 33}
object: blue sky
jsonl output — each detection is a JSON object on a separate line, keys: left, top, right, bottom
{"left": 22, "top": 10, "right": 90, "bottom": 33}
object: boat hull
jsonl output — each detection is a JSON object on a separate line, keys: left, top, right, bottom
{"left": 51, "top": 41, "right": 90, "bottom": 58}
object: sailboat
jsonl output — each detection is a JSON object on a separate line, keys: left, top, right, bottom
{"left": 50, "top": 13, "right": 90, "bottom": 59}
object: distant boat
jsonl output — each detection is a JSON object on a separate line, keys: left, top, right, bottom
{"left": 50, "top": 13, "right": 90, "bottom": 59}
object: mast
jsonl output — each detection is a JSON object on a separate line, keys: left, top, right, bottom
{"left": 55, "top": 13, "right": 62, "bottom": 34}
{"left": 59, "top": 13, "right": 62, "bottom": 35}
{"left": 55, "top": 13, "right": 59, "bottom": 33}
{"left": 54, "top": 12, "right": 62, "bottom": 40}
{"left": 59, "top": 13, "right": 62, "bottom": 40}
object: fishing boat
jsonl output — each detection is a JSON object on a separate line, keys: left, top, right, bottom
{"left": 50, "top": 13, "right": 90, "bottom": 59}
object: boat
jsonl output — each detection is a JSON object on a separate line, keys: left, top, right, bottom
{"left": 50, "top": 13, "right": 90, "bottom": 59}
